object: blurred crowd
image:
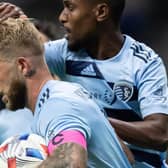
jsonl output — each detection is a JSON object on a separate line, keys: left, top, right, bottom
{"left": 0, "top": 0, "right": 168, "bottom": 70}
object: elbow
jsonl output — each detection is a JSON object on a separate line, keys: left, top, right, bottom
{"left": 148, "top": 135, "right": 168, "bottom": 152}
{"left": 159, "top": 139, "right": 168, "bottom": 152}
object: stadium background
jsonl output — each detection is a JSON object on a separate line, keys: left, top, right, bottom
{"left": 1, "top": 0, "right": 168, "bottom": 72}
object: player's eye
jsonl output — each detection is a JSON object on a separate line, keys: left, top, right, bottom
{"left": 66, "top": 4, "right": 74, "bottom": 11}
{"left": 64, "top": 1, "right": 75, "bottom": 12}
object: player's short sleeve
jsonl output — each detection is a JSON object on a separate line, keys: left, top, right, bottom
{"left": 137, "top": 56, "right": 168, "bottom": 117}
{"left": 37, "top": 98, "right": 91, "bottom": 144}
{"left": 44, "top": 39, "right": 67, "bottom": 78}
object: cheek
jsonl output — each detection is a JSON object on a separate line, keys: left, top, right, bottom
{"left": 74, "top": 20, "right": 95, "bottom": 38}
{"left": 0, "top": 82, "right": 9, "bottom": 96}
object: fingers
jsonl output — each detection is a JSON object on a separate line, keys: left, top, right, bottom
{"left": 0, "top": 2, "right": 9, "bottom": 13}
{"left": 0, "top": 2, "right": 27, "bottom": 22}
{"left": 0, "top": 3, "right": 15, "bottom": 18}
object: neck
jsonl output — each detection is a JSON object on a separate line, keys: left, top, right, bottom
{"left": 86, "top": 30, "right": 124, "bottom": 60}
{"left": 26, "top": 68, "right": 53, "bottom": 112}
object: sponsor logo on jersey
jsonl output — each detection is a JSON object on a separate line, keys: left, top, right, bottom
{"left": 80, "top": 64, "right": 96, "bottom": 76}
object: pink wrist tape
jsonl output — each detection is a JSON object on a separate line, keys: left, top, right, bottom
{"left": 48, "top": 130, "right": 86, "bottom": 154}
{"left": 8, "top": 158, "right": 16, "bottom": 168}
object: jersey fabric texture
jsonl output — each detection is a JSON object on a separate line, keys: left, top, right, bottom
{"left": 31, "top": 80, "right": 131, "bottom": 168}
{"left": 45, "top": 35, "right": 168, "bottom": 167}
{"left": 0, "top": 108, "right": 33, "bottom": 144}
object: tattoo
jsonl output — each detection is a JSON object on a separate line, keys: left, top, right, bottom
{"left": 25, "top": 69, "right": 36, "bottom": 77}
{"left": 38, "top": 143, "right": 87, "bottom": 168}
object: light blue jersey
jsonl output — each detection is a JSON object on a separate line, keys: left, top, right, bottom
{"left": 31, "top": 80, "right": 131, "bottom": 168}
{"left": 0, "top": 108, "right": 33, "bottom": 144}
{"left": 45, "top": 35, "right": 168, "bottom": 167}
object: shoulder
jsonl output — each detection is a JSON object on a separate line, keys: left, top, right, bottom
{"left": 128, "top": 36, "right": 159, "bottom": 64}
{"left": 125, "top": 35, "right": 165, "bottom": 71}
{"left": 44, "top": 38, "right": 80, "bottom": 63}
{"left": 44, "top": 38, "right": 67, "bottom": 51}
{"left": 38, "top": 80, "right": 89, "bottom": 109}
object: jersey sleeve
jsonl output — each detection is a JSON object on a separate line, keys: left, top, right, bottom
{"left": 44, "top": 39, "right": 67, "bottom": 78}
{"left": 137, "top": 56, "right": 168, "bottom": 117}
{"left": 37, "top": 99, "right": 91, "bottom": 145}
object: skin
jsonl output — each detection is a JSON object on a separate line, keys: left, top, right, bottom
{"left": 59, "top": 0, "right": 124, "bottom": 59}
{"left": 38, "top": 143, "right": 87, "bottom": 168}
{"left": 0, "top": 61, "right": 26, "bottom": 110}
{"left": 0, "top": 2, "right": 27, "bottom": 21}
{"left": 59, "top": 0, "right": 168, "bottom": 151}
{"left": 0, "top": 1, "right": 134, "bottom": 168}
{"left": 0, "top": 18, "right": 87, "bottom": 167}
{"left": 0, "top": 0, "right": 168, "bottom": 158}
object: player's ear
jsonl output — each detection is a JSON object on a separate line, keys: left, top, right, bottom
{"left": 16, "top": 57, "right": 29, "bottom": 77}
{"left": 93, "top": 3, "right": 109, "bottom": 22}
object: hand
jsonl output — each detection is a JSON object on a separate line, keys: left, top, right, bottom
{"left": 0, "top": 134, "right": 48, "bottom": 167}
{"left": 0, "top": 2, "right": 27, "bottom": 22}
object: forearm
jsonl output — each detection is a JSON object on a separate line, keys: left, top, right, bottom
{"left": 118, "top": 137, "right": 135, "bottom": 165}
{"left": 38, "top": 142, "right": 87, "bottom": 168}
{"left": 108, "top": 115, "right": 168, "bottom": 151}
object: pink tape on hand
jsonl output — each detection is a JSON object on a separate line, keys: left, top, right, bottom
{"left": 48, "top": 130, "right": 87, "bottom": 155}
{"left": 8, "top": 158, "right": 16, "bottom": 168}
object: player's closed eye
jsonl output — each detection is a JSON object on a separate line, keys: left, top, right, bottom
{"left": 64, "top": 1, "right": 75, "bottom": 12}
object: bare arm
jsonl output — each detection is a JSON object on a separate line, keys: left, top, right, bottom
{"left": 108, "top": 114, "right": 168, "bottom": 151}
{"left": 118, "top": 136, "right": 135, "bottom": 165}
{"left": 38, "top": 142, "right": 87, "bottom": 168}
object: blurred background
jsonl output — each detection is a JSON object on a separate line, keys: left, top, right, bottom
{"left": 1, "top": 0, "right": 168, "bottom": 72}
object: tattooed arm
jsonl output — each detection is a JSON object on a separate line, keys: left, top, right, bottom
{"left": 38, "top": 142, "right": 87, "bottom": 168}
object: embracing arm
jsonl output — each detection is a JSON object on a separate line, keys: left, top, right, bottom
{"left": 118, "top": 136, "right": 135, "bottom": 165}
{"left": 38, "top": 142, "right": 87, "bottom": 168}
{"left": 108, "top": 113, "right": 168, "bottom": 151}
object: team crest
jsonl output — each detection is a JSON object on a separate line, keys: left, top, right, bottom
{"left": 114, "top": 81, "right": 134, "bottom": 102}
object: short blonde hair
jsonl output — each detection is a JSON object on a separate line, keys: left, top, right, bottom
{"left": 0, "top": 18, "right": 44, "bottom": 62}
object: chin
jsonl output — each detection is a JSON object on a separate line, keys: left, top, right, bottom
{"left": 67, "top": 41, "right": 82, "bottom": 52}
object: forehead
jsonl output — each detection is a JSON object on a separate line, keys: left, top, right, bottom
{"left": 63, "top": 0, "right": 90, "bottom": 5}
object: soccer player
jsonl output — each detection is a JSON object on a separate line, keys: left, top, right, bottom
{"left": 0, "top": 18, "right": 132, "bottom": 168}
{"left": 45, "top": 0, "right": 168, "bottom": 167}
{"left": 1, "top": 1, "right": 168, "bottom": 167}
